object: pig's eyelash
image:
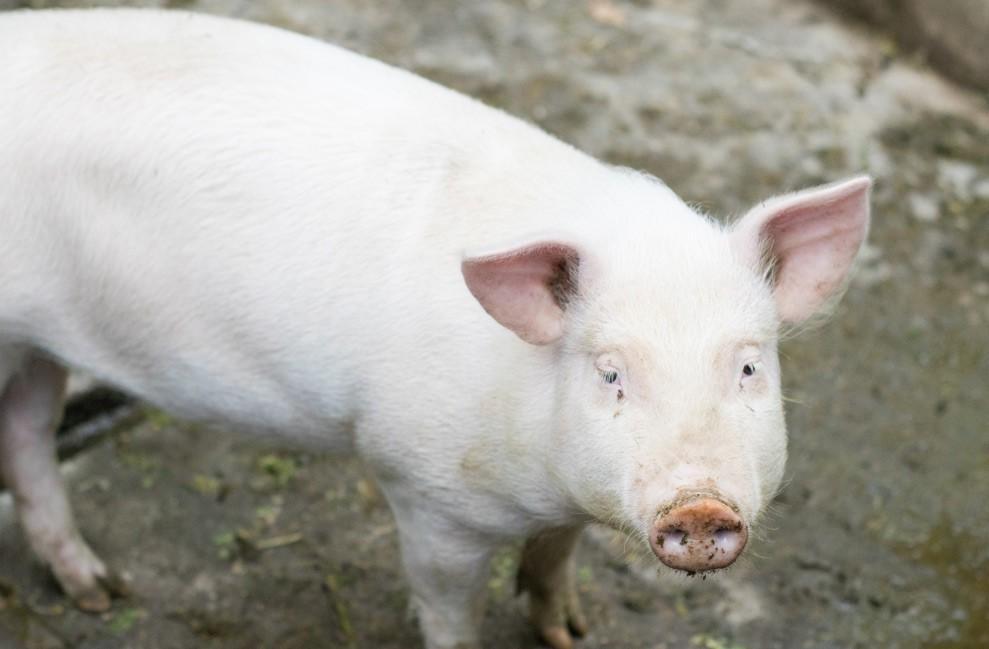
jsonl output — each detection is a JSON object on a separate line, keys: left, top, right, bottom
{"left": 599, "top": 368, "right": 625, "bottom": 401}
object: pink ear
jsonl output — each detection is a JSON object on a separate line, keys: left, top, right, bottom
{"left": 732, "top": 176, "right": 872, "bottom": 324}
{"left": 462, "top": 241, "right": 580, "bottom": 345}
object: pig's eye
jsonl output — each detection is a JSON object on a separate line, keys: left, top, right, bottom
{"left": 595, "top": 354, "right": 625, "bottom": 400}
{"left": 740, "top": 360, "right": 763, "bottom": 386}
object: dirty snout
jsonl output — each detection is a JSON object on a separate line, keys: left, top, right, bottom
{"left": 649, "top": 494, "right": 748, "bottom": 573}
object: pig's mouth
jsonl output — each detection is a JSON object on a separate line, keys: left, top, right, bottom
{"left": 648, "top": 493, "right": 748, "bottom": 574}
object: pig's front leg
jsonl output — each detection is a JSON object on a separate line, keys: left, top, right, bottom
{"left": 516, "top": 526, "right": 589, "bottom": 649}
{"left": 385, "top": 489, "right": 494, "bottom": 649}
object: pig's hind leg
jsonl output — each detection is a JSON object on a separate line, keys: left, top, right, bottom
{"left": 516, "top": 526, "right": 589, "bottom": 649}
{"left": 0, "top": 350, "right": 126, "bottom": 611}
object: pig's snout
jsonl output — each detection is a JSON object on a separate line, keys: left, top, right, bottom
{"left": 650, "top": 497, "right": 747, "bottom": 573}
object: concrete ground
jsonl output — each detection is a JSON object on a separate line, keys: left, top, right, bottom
{"left": 1, "top": 1, "right": 987, "bottom": 648}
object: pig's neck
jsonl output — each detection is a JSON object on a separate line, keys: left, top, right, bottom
{"left": 478, "top": 345, "right": 585, "bottom": 531}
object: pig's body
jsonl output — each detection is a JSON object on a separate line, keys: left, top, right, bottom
{"left": 0, "top": 10, "right": 871, "bottom": 649}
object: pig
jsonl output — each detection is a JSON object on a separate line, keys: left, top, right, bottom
{"left": 0, "top": 8, "right": 871, "bottom": 649}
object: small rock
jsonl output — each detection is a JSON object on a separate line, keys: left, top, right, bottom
{"left": 588, "top": 0, "right": 625, "bottom": 27}
{"left": 908, "top": 193, "right": 939, "bottom": 222}
{"left": 937, "top": 159, "right": 977, "bottom": 200}
{"left": 973, "top": 179, "right": 989, "bottom": 200}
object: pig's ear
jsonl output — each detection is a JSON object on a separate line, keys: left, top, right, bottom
{"left": 732, "top": 176, "right": 871, "bottom": 324}
{"left": 462, "top": 241, "right": 581, "bottom": 345}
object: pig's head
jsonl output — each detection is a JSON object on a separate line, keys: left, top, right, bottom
{"left": 462, "top": 175, "right": 870, "bottom": 573}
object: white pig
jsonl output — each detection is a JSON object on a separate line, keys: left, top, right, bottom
{"left": 0, "top": 9, "right": 870, "bottom": 649}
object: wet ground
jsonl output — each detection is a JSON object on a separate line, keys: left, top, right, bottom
{"left": 1, "top": 1, "right": 988, "bottom": 648}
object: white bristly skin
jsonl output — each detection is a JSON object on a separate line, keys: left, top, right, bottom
{"left": 0, "top": 9, "right": 871, "bottom": 649}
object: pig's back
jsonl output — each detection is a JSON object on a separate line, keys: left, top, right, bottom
{"left": 0, "top": 8, "right": 600, "bottom": 296}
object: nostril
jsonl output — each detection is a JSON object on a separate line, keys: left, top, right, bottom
{"left": 713, "top": 527, "right": 742, "bottom": 553}
{"left": 658, "top": 528, "right": 688, "bottom": 548}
